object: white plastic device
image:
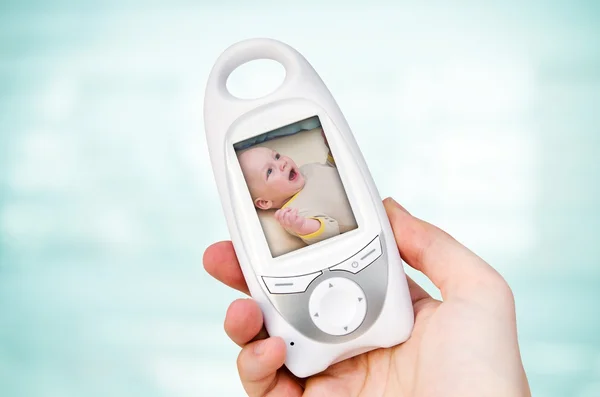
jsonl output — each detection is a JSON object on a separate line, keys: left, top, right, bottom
{"left": 203, "top": 38, "right": 414, "bottom": 378}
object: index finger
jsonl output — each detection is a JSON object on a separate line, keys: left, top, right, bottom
{"left": 203, "top": 241, "right": 250, "bottom": 295}
{"left": 383, "top": 198, "right": 507, "bottom": 300}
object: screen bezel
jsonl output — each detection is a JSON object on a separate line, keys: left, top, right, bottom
{"left": 225, "top": 98, "right": 381, "bottom": 278}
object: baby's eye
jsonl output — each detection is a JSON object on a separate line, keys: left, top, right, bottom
{"left": 267, "top": 168, "right": 272, "bottom": 178}
{"left": 275, "top": 153, "right": 280, "bottom": 160}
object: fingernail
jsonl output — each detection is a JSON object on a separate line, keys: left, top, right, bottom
{"left": 253, "top": 339, "right": 267, "bottom": 355}
{"left": 386, "top": 197, "right": 409, "bottom": 214}
{"left": 384, "top": 197, "right": 398, "bottom": 208}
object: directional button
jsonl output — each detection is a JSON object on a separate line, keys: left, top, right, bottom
{"left": 308, "top": 277, "right": 367, "bottom": 336}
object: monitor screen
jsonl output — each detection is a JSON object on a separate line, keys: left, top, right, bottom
{"left": 234, "top": 116, "right": 358, "bottom": 258}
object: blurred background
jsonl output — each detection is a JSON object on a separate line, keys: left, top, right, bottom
{"left": 1, "top": 1, "right": 599, "bottom": 396}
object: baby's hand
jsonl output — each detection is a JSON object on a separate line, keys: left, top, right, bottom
{"left": 274, "top": 208, "right": 320, "bottom": 236}
{"left": 274, "top": 208, "right": 307, "bottom": 234}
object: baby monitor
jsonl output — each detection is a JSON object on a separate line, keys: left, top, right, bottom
{"left": 203, "top": 38, "right": 414, "bottom": 378}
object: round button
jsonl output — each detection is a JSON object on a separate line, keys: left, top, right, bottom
{"left": 321, "top": 288, "right": 357, "bottom": 325}
{"left": 308, "top": 277, "right": 367, "bottom": 336}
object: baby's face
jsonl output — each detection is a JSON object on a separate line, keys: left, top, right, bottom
{"left": 238, "top": 147, "right": 305, "bottom": 210}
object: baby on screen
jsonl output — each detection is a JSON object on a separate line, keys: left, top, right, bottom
{"left": 238, "top": 141, "right": 357, "bottom": 245}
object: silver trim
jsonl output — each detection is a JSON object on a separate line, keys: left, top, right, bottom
{"left": 266, "top": 235, "right": 388, "bottom": 344}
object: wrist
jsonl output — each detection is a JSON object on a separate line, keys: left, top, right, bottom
{"left": 297, "top": 218, "right": 320, "bottom": 235}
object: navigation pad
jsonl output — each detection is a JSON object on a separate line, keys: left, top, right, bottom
{"left": 308, "top": 277, "right": 367, "bottom": 336}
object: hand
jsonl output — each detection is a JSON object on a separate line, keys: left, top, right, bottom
{"left": 274, "top": 208, "right": 319, "bottom": 236}
{"left": 203, "top": 198, "right": 531, "bottom": 397}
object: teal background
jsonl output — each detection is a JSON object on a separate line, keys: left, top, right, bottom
{"left": 1, "top": 1, "right": 599, "bottom": 396}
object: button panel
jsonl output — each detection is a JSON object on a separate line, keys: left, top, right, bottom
{"left": 262, "top": 271, "right": 322, "bottom": 294}
{"left": 308, "top": 277, "right": 367, "bottom": 336}
{"left": 329, "top": 236, "right": 382, "bottom": 274}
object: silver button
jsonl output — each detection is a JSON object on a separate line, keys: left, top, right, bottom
{"left": 329, "top": 236, "right": 382, "bottom": 274}
{"left": 262, "top": 271, "right": 322, "bottom": 294}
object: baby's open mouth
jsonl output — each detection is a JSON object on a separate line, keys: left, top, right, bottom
{"left": 289, "top": 168, "right": 297, "bottom": 181}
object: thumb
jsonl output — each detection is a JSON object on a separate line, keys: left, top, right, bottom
{"left": 383, "top": 198, "right": 504, "bottom": 300}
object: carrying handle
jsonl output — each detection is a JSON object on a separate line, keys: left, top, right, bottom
{"left": 203, "top": 38, "right": 320, "bottom": 134}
